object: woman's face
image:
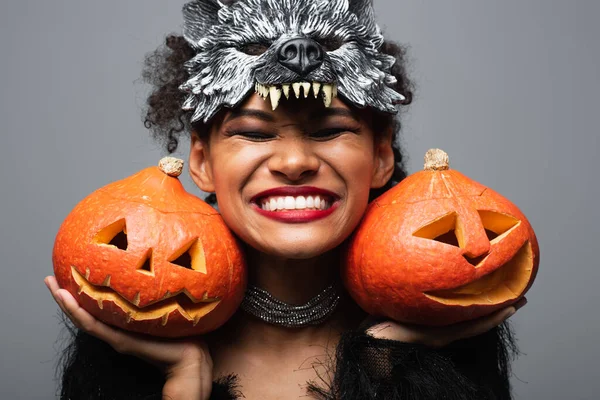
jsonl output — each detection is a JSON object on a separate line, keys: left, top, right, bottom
{"left": 189, "top": 93, "right": 394, "bottom": 259}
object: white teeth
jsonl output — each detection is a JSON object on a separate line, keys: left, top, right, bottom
{"left": 332, "top": 84, "right": 338, "bottom": 97}
{"left": 269, "top": 86, "right": 282, "bottom": 110}
{"left": 259, "top": 195, "right": 333, "bottom": 211}
{"left": 301, "top": 82, "right": 311, "bottom": 98}
{"left": 322, "top": 84, "right": 333, "bottom": 107}
{"left": 295, "top": 196, "right": 306, "bottom": 209}
{"left": 284, "top": 196, "right": 295, "bottom": 210}
{"left": 282, "top": 84, "right": 290, "bottom": 99}
{"left": 292, "top": 82, "right": 302, "bottom": 98}
{"left": 312, "top": 82, "right": 321, "bottom": 98}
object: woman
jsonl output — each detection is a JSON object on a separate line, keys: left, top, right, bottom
{"left": 46, "top": 1, "right": 524, "bottom": 399}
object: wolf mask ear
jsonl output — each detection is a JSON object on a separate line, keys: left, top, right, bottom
{"left": 325, "top": 0, "right": 350, "bottom": 13}
{"left": 182, "top": 0, "right": 228, "bottom": 48}
{"left": 348, "top": 0, "right": 378, "bottom": 33}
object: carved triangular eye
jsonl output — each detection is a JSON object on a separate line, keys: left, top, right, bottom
{"left": 136, "top": 249, "right": 154, "bottom": 276}
{"left": 478, "top": 211, "right": 520, "bottom": 243}
{"left": 169, "top": 238, "right": 207, "bottom": 274}
{"left": 413, "top": 212, "right": 460, "bottom": 247}
{"left": 94, "top": 219, "right": 128, "bottom": 250}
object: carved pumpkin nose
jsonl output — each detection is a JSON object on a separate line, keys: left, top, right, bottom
{"left": 278, "top": 38, "right": 324, "bottom": 77}
{"left": 456, "top": 212, "right": 492, "bottom": 262}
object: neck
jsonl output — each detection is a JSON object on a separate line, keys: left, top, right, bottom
{"left": 246, "top": 246, "right": 341, "bottom": 304}
{"left": 212, "top": 246, "right": 363, "bottom": 351}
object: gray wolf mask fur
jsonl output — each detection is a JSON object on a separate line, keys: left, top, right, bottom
{"left": 180, "top": 0, "right": 405, "bottom": 123}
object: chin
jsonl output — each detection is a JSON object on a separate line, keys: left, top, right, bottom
{"left": 252, "top": 237, "right": 343, "bottom": 260}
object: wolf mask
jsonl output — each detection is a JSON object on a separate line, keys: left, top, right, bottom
{"left": 180, "top": 0, "right": 405, "bottom": 123}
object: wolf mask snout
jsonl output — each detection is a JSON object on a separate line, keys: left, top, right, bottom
{"left": 278, "top": 38, "right": 324, "bottom": 77}
{"left": 181, "top": 0, "right": 406, "bottom": 123}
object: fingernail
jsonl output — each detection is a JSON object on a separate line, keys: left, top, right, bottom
{"left": 515, "top": 298, "right": 528, "bottom": 310}
{"left": 506, "top": 307, "right": 517, "bottom": 319}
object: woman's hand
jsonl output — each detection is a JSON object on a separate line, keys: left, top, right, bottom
{"left": 365, "top": 297, "right": 527, "bottom": 348}
{"left": 44, "top": 276, "right": 213, "bottom": 400}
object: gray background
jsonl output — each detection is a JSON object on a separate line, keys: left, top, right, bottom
{"left": 1, "top": 0, "right": 598, "bottom": 398}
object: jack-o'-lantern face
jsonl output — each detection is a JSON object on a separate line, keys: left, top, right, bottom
{"left": 53, "top": 159, "right": 246, "bottom": 337}
{"left": 343, "top": 149, "right": 539, "bottom": 326}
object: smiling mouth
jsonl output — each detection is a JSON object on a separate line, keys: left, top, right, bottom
{"left": 424, "top": 241, "right": 534, "bottom": 306}
{"left": 255, "top": 81, "right": 338, "bottom": 110}
{"left": 71, "top": 266, "right": 221, "bottom": 326}
{"left": 258, "top": 195, "right": 334, "bottom": 212}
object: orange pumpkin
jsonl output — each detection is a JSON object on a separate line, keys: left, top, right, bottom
{"left": 52, "top": 157, "right": 246, "bottom": 337}
{"left": 343, "top": 149, "right": 539, "bottom": 326}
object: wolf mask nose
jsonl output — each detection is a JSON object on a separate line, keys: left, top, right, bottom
{"left": 277, "top": 38, "right": 324, "bottom": 77}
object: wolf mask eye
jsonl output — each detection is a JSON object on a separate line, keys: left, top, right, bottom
{"left": 318, "top": 37, "right": 344, "bottom": 52}
{"left": 240, "top": 43, "right": 270, "bottom": 56}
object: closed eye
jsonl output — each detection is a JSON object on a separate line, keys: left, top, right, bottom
{"left": 228, "top": 131, "right": 275, "bottom": 142}
{"left": 310, "top": 128, "right": 357, "bottom": 141}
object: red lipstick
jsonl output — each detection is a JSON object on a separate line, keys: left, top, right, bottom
{"left": 250, "top": 186, "right": 340, "bottom": 223}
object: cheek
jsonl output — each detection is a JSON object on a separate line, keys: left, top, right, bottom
{"left": 210, "top": 143, "right": 266, "bottom": 193}
{"left": 323, "top": 139, "right": 376, "bottom": 195}
{"left": 208, "top": 144, "right": 267, "bottom": 231}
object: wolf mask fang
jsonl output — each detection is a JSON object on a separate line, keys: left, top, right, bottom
{"left": 180, "top": 0, "right": 405, "bottom": 123}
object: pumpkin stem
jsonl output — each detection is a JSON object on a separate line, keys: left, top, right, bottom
{"left": 159, "top": 157, "right": 184, "bottom": 177}
{"left": 424, "top": 149, "right": 450, "bottom": 171}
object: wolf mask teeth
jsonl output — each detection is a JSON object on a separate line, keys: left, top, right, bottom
{"left": 256, "top": 82, "right": 338, "bottom": 110}
{"left": 180, "top": 0, "right": 406, "bottom": 123}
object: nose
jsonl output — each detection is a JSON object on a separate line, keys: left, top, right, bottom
{"left": 457, "top": 209, "right": 491, "bottom": 265}
{"left": 267, "top": 139, "right": 320, "bottom": 181}
{"left": 277, "top": 38, "right": 324, "bottom": 77}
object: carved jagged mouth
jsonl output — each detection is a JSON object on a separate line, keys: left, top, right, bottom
{"left": 71, "top": 267, "right": 221, "bottom": 326}
{"left": 424, "top": 241, "right": 534, "bottom": 306}
{"left": 255, "top": 81, "right": 338, "bottom": 110}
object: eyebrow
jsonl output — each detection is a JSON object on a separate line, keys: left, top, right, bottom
{"left": 224, "top": 109, "right": 276, "bottom": 123}
{"left": 309, "top": 107, "right": 359, "bottom": 121}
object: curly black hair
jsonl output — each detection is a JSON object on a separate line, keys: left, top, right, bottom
{"left": 141, "top": 34, "right": 415, "bottom": 203}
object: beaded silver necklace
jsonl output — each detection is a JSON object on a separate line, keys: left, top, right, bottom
{"left": 240, "top": 284, "right": 341, "bottom": 328}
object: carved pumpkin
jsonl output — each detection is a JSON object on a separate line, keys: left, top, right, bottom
{"left": 53, "top": 157, "right": 246, "bottom": 337}
{"left": 344, "top": 149, "right": 539, "bottom": 326}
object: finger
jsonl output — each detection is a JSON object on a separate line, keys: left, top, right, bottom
{"left": 445, "top": 306, "right": 516, "bottom": 344}
{"left": 514, "top": 297, "right": 528, "bottom": 310}
{"left": 55, "top": 289, "right": 90, "bottom": 329}
{"left": 45, "top": 276, "right": 71, "bottom": 317}
{"left": 366, "top": 321, "right": 412, "bottom": 342}
{"left": 56, "top": 288, "right": 192, "bottom": 366}
{"left": 44, "top": 275, "right": 60, "bottom": 294}
{"left": 359, "top": 315, "right": 389, "bottom": 331}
